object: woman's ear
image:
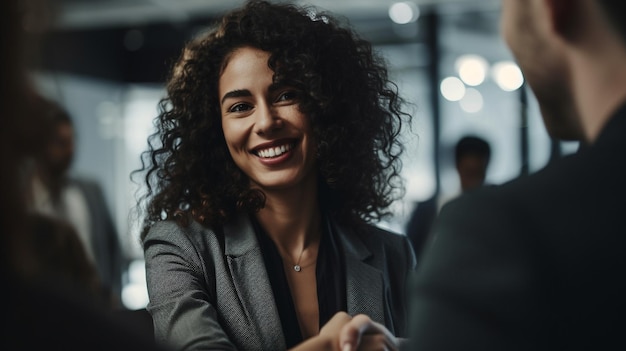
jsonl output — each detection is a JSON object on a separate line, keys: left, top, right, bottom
{"left": 545, "top": 0, "right": 583, "bottom": 42}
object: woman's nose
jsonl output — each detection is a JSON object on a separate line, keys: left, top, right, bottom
{"left": 254, "top": 103, "right": 283, "bottom": 135}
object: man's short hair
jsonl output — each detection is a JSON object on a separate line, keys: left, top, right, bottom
{"left": 455, "top": 136, "right": 491, "bottom": 164}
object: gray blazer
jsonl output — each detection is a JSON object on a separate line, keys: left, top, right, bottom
{"left": 144, "top": 213, "right": 416, "bottom": 350}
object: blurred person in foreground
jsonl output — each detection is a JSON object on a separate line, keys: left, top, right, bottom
{"left": 405, "top": 0, "right": 626, "bottom": 350}
{"left": 136, "top": 1, "right": 415, "bottom": 350}
{"left": 1, "top": 0, "right": 164, "bottom": 349}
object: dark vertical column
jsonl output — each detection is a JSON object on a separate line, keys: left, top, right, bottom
{"left": 549, "top": 138, "right": 562, "bottom": 164}
{"left": 519, "top": 82, "right": 529, "bottom": 177}
{"left": 424, "top": 10, "right": 441, "bottom": 195}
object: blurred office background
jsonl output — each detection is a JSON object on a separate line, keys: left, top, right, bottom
{"left": 22, "top": 0, "right": 579, "bottom": 310}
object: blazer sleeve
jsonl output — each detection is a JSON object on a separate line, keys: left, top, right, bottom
{"left": 143, "top": 221, "right": 237, "bottom": 351}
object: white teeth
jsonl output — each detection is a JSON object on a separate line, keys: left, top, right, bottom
{"left": 257, "top": 143, "right": 292, "bottom": 158}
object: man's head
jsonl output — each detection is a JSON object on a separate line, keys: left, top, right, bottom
{"left": 455, "top": 136, "right": 491, "bottom": 193}
{"left": 500, "top": 0, "right": 626, "bottom": 142}
{"left": 36, "top": 99, "right": 75, "bottom": 179}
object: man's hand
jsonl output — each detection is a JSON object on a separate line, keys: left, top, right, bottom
{"left": 338, "top": 314, "right": 398, "bottom": 351}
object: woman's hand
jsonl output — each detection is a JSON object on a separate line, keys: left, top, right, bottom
{"left": 289, "top": 312, "right": 398, "bottom": 351}
{"left": 290, "top": 312, "right": 353, "bottom": 351}
{"left": 319, "top": 311, "right": 354, "bottom": 340}
{"left": 338, "top": 314, "right": 399, "bottom": 351}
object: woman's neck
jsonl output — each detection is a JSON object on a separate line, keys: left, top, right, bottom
{"left": 254, "top": 177, "right": 321, "bottom": 256}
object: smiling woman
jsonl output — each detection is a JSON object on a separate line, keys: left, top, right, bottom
{"left": 134, "top": 1, "right": 415, "bottom": 350}
{"left": 219, "top": 47, "right": 317, "bottom": 193}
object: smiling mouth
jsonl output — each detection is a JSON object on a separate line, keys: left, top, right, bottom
{"left": 254, "top": 142, "right": 294, "bottom": 159}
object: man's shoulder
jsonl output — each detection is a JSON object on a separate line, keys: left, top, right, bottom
{"left": 439, "top": 149, "right": 604, "bottom": 228}
{"left": 350, "top": 222, "right": 412, "bottom": 258}
{"left": 463, "top": 151, "right": 586, "bottom": 201}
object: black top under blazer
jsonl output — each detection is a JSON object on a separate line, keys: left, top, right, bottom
{"left": 144, "top": 212, "right": 416, "bottom": 350}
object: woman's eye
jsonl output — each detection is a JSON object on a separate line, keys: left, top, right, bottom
{"left": 276, "top": 90, "right": 299, "bottom": 102}
{"left": 228, "top": 103, "right": 252, "bottom": 113}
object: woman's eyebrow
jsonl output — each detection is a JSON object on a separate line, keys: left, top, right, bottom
{"left": 267, "top": 82, "right": 286, "bottom": 94}
{"left": 221, "top": 89, "right": 251, "bottom": 105}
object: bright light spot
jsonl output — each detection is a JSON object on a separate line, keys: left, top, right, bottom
{"left": 389, "top": 2, "right": 420, "bottom": 24}
{"left": 455, "top": 54, "right": 489, "bottom": 86}
{"left": 122, "top": 283, "right": 150, "bottom": 310}
{"left": 124, "top": 99, "right": 159, "bottom": 156}
{"left": 405, "top": 172, "right": 436, "bottom": 201}
{"left": 492, "top": 61, "right": 524, "bottom": 91}
{"left": 459, "top": 88, "right": 483, "bottom": 113}
{"left": 121, "top": 259, "right": 149, "bottom": 310}
{"left": 440, "top": 76, "right": 466, "bottom": 101}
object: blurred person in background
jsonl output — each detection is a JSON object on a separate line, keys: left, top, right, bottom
{"left": 26, "top": 211, "right": 106, "bottom": 303}
{"left": 405, "top": 135, "right": 491, "bottom": 259}
{"left": 406, "top": 0, "right": 626, "bottom": 350}
{"left": 24, "top": 96, "right": 127, "bottom": 308}
{"left": 452, "top": 135, "right": 491, "bottom": 196}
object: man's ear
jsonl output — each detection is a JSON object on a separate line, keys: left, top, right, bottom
{"left": 545, "top": 0, "right": 582, "bottom": 41}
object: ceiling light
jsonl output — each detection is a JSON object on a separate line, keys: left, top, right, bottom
{"left": 440, "top": 76, "right": 466, "bottom": 102}
{"left": 389, "top": 2, "right": 420, "bottom": 25}
{"left": 455, "top": 54, "right": 489, "bottom": 86}
{"left": 459, "top": 88, "right": 484, "bottom": 113}
{"left": 492, "top": 61, "right": 524, "bottom": 91}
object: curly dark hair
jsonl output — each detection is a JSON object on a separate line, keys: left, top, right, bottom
{"left": 135, "top": 0, "right": 410, "bottom": 240}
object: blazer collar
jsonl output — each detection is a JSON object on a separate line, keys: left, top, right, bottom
{"left": 223, "top": 212, "right": 258, "bottom": 257}
{"left": 223, "top": 213, "right": 286, "bottom": 350}
{"left": 222, "top": 213, "right": 386, "bottom": 341}
{"left": 332, "top": 220, "right": 385, "bottom": 325}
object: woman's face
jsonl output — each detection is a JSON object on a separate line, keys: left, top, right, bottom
{"left": 219, "top": 46, "right": 317, "bottom": 193}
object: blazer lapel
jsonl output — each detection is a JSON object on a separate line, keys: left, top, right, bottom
{"left": 334, "top": 221, "right": 385, "bottom": 324}
{"left": 223, "top": 214, "right": 285, "bottom": 350}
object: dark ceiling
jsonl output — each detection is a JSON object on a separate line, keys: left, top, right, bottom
{"left": 33, "top": 18, "right": 214, "bottom": 83}
{"left": 28, "top": 0, "right": 499, "bottom": 84}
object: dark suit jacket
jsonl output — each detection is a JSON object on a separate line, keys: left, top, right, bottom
{"left": 143, "top": 213, "right": 416, "bottom": 350}
{"left": 405, "top": 103, "right": 626, "bottom": 350}
{"left": 70, "top": 177, "right": 126, "bottom": 301}
{"left": 405, "top": 196, "right": 438, "bottom": 260}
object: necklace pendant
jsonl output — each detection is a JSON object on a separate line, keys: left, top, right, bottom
{"left": 293, "top": 265, "right": 301, "bottom": 272}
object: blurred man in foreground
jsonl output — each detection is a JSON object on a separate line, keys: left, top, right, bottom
{"left": 406, "top": 1, "right": 626, "bottom": 350}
